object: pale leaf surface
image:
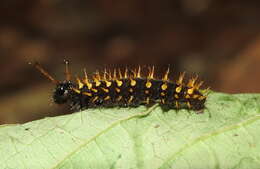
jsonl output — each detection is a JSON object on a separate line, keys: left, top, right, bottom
{"left": 0, "top": 92, "right": 260, "bottom": 169}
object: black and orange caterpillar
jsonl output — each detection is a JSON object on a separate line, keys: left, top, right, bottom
{"left": 33, "top": 61, "right": 208, "bottom": 111}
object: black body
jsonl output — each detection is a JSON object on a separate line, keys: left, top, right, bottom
{"left": 53, "top": 78, "right": 206, "bottom": 111}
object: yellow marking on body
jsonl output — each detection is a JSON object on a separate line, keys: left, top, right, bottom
{"left": 115, "top": 88, "right": 121, "bottom": 93}
{"left": 187, "top": 101, "right": 191, "bottom": 108}
{"left": 174, "top": 94, "right": 179, "bottom": 99}
{"left": 145, "top": 90, "right": 149, "bottom": 94}
{"left": 76, "top": 77, "right": 84, "bottom": 89}
{"left": 82, "top": 92, "right": 92, "bottom": 97}
{"left": 185, "top": 95, "right": 190, "bottom": 99}
{"left": 148, "top": 66, "right": 155, "bottom": 79}
{"left": 161, "top": 83, "right": 168, "bottom": 90}
{"left": 129, "top": 88, "right": 134, "bottom": 93}
{"left": 72, "top": 88, "right": 81, "bottom": 94}
{"left": 146, "top": 81, "right": 152, "bottom": 88}
{"left": 92, "top": 96, "right": 99, "bottom": 102}
{"left": 161, "top": 92, "right": 165, "bottom": 96}
{"left": 175, "top": 86, "right": 182, "bottom": 93}
{"left": 94, "top": 80, "right": 101, "bottom": 87}
{"left": 162, "top": 66, "right": 170, "bottom": 81}
{"left": 116, "top": 80, "right": 123, "bottom": 87}
{"left": 193, "top": 94, "right": 199, "bottom": 99}
{"left": 93, "top": 72, "right": 101, "bottom": 86}
{"left": 199, "top": 96, "right": 206, "bottom": 100}
{"left": 101, "top": 87, "right": 109, "bottom": 93}
{"left": 177, "top": 72, "right": 185, "bottom": 85}
{"left": 91, "top": 88, "right": 98, "bottom": 93}
{"left": 187, "top": 88, "right": 194, "bottom": 95}
{"left": 104, "top": 96, "right": 110, "bottom": 100}
{"left": 116, "top": 95, "right": 122, "bottom": 101}
{"left": 130, "top": 79, "right": 136, "bottom": 86}
{"left": 105, "top": 80, "right": 112, "bottom": 87}
{"left": 128, "top": 96, "right": 134, "bottom": 103}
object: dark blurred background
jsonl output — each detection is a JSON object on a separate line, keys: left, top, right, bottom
{"left": 1, "top": 0, "right": 260, "bottom": 124}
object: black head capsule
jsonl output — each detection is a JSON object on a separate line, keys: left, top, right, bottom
{"left": 31, "top": 60, "right": 74, "bottom": 105}
{"left": 53, "top": 82, "right": 73, "bottom": 104}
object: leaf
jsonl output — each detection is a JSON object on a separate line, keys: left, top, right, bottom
{"left": 0, "top": 92, "right": 260, "bottom": 169}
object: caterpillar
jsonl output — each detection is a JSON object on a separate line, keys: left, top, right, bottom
{"left": 33, "top": 61, "right": 208, "bottom": 111}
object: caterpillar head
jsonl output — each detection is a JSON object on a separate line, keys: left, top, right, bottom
{"left": 31, "top": 60, "right": 73, "bottom": 105}
{"left": 53, "top": 82, "right": 73, "bottom": 104}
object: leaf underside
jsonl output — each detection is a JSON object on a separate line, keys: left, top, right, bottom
{"left": 0, "top": 92, "right": 260, "bottom": 169}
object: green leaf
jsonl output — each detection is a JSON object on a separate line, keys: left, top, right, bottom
{"left": 0, "top": 92, "right": 260, "bottom": 169}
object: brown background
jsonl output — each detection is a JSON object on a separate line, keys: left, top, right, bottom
{"left": 0, "top": 0, "right": 260, "bottom": 124}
